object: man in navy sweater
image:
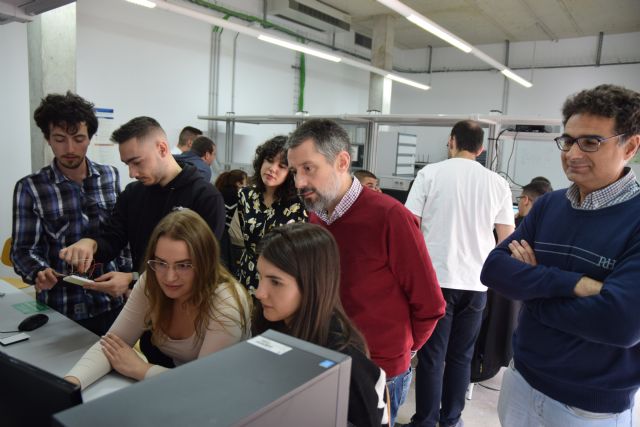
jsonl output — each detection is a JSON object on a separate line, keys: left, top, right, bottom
{"left": 481, "top": 84, "right": 640, "bottom": 426}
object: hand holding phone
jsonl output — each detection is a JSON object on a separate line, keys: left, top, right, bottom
{"left": 63, "top": 275, "right": 95, "bottom": 286}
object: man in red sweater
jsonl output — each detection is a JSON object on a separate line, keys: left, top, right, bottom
{"left": 286, "top": 119, "right": 445, "bottom": 425}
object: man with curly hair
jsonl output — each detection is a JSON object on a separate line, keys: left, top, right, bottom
{"left": 11, "top": 92, "right": 132, "bottom": 335}
{"left": 482, "top": 84, "right": 640, "bottom": 426}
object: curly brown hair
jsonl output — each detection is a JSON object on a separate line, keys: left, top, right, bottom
{"left": 251, "top": 135, "right": 297, "bottom": 201}
{"left": 562, "top": 84, "right": 640, "bottom": 138}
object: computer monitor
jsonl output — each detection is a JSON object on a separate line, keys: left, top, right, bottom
{"left": 54, "top": 330, "right": 351, "bottom": 427}
{"left": 0, "top": 350, "right": 82, "bottom": 427}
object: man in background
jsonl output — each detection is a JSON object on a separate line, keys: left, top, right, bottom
{"left": 175, "top": 135, "right": 216, "bottom": 182}
{"left": 354, "top": 169, "right": 382, "bottom": 192}
{"left": 403, "top": 120, "right": 515, "bottom": 427}
{"left": 171, "top": 125, "right": 202, "bottom": 155}
{"left": 515, "top": 179, "right": 552, "bottom": 226}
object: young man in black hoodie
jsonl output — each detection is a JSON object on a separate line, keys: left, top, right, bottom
{"left": 60, "top": 117, "right": 225, "bottom": 296}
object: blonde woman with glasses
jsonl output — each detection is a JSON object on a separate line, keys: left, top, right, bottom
{"left": 64, "top": 208, "right": 251, "bottom": 389}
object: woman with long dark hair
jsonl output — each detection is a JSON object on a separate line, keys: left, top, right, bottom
{"left": 254, "top": 223, "right": 388, "bottom": 427}
{"left": 64, "top": 208, "right": 251, "bottom": 389}
{"left": 236, "top": 135, "right": 306, "bottom": 292}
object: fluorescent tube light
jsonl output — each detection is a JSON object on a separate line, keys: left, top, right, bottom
{"left": 125, "top": 0, "right": 156, "bottom": 8}
{"left": 386, "top": 74, "right": 430, "bottom": 91}
{"left": 501, "top": 69, "right": 533, "bottom": 88}
{"left": 258, "top": 35, "right": 342, "bottom": 63}
{"left": 122, "top": 0, "right": 431, "bottom": 92}
{"left": 407, "top": 15, "right": 471, "bottom": 53}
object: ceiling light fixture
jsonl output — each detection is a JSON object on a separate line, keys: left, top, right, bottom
{"left": 123, "top": 0, "right": 430, "bottom": 91}
{"left": 376, "top": 0, "right": 533, "bottom": 88}
{"left": 406, "top": 14, "right": 471, "bottom": 53}
{"left": 386, "top": 73, "right": 430, "bottom": 90}
{"left": 501, "top": 69, "right": 533, "bottom": 88}
{"left": 258, "top": 35, "right": 342, "bottom": 63}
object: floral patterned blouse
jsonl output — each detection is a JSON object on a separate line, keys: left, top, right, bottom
{"left": 236, "top": 186, "right": 307, "bottom": 291}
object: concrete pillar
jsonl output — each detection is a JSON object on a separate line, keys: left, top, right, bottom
{"left": 368, "top": 14, "right": 395, "bottom": 114}
{"left": 27, "top": 3, "right": 76, "bottom": 172}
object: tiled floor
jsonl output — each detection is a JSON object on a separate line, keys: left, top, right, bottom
{"left": 396, "top": 367, "right": 640, "bottom": 427}
{"left": 396, "top": 367, "right": 503, "bottom": 427}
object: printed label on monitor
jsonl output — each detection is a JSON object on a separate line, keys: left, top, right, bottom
{"left": 247, "top": 336, "right": 292, "bottom": 355}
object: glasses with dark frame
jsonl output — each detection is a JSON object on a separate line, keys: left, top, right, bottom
{"left": 554, "top": 133, "right": 625, "bottom": 152}
{"left": 147, "top": 259, "right": 194, "bottom": 275}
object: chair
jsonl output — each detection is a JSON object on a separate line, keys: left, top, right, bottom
{"left": 1, "top": 237, "right": 12, "bottom": 267}
{"left": 1, "top": 237, "right": 29, "bottom": 289}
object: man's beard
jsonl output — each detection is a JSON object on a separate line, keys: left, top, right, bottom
{"left": 300, "top": 173, "right": 342, "bottom": 213}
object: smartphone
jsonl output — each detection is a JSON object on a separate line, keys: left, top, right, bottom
{"left": 63, "top": 275, "right": 94, "bottom": 286}
{"left": 0, "top": 333, "right": 30, "bottom": 346}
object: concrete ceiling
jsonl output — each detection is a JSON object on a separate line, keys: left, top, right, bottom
{"left": 319, "top": 0, "right": 640, "bottom": 49}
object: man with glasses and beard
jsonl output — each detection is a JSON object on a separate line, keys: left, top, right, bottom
{"left": 482, "top": 84, "right": 640, "bottom": 426}
{"left": 286, "top": 119, "right": 445, "bottom": 426}
{"left": 11, "top": 92, "right": 131, "bottom": 335}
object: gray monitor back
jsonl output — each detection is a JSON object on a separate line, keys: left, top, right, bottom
{"left": 53, "top": 330, "right": 351, "bottom": 427}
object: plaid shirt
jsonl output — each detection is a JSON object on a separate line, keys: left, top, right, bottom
{"left": 566, "top": 167, "right": 640, "bottom": 210}
{"left": 11, "top": 158, "right": 131, "bottom": 320}
{"left": 315, "top": 178, "right": 363, "bottom": 225}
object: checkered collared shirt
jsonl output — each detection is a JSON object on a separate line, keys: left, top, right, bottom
{"left": 566, "top": 167, "right": 640, "bottom": 210}
{"left": 11, "top": 158, "right": 131, "bottom": 320}
{"left": 315, "top": 177, "right": 363, "bottom": 225}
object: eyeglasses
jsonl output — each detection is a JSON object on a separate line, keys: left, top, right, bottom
{"left": 515, "top": 195, "right": 528, "bottom": 202}
{"left": 554, "top": 133, "right": 625, "bottom": 152}
{"left": 147, "top": 259, "right": 194, "bottom": 275}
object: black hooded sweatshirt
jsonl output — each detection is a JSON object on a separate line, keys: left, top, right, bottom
{"left": 94, "top": 163, "right": 224, "bottom": 271}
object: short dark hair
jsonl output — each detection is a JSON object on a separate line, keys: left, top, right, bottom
{"left": 451, "top": 120, "right": 484, "bottom": 152}
{"left": 354, "top": 170, "right": 377, "bottom": 180}
{"left": 191, "top": 136, "right": 215, "bottom": 157}
{"left": 530, "top": 176, "right": 551, "bottom": 186}
{"left": 33, "top": 91, "right": 98, "bottom": 140}
{"left": 111, "top": 116, "right": 163, "bottom": 144}
{"left": 562, "top": 84, "right": 640, "bottom": 138}
{"left": 285, "top": 119, "right": 350, "bottom": 163}
{"left": 178, "top": 126, "right": 202, "bottom": 147}
{"left": 252, "top": 135, "right": 297, "bottom": 201}
{"left": 254, "top": 223, "right": 368, "bottom": 354}
{"left": 521, "top": 181, "right": 552, "bottom": 200}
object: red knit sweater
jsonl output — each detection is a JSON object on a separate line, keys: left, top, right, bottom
{"left": 311, "top": 189, "right": 445, "bottom": 377}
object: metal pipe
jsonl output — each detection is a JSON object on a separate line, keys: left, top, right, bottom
{"left": 596, "top": 32, "right": 604, "bottom": 66}
{"left": 231, "top": 32, "right": 239, "bottom": 112}
{"left": 501, "top": 40, "right": 510, "bottom": 114}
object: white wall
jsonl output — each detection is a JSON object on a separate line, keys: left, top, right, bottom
{"left": 390, "top": 34, "right": 640, "bottom": 191}
{"left": 0, "top": 23, "right": 32, "bottom": 277}
{"left": 3, "top": 2, "right": 640, "bottom": 247}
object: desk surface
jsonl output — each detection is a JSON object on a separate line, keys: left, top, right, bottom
{"left": 0, "top": 280, "right": 132, "bottom": 401}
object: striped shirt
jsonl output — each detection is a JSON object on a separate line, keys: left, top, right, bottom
{"left": 315, "top": 178, "right": 363, "bottom": 225}
{"left": 566, "top": 167, "right": 640, "bottom": 210}
{"left": 11, "top": 158, "right": 131, "bottom": 320}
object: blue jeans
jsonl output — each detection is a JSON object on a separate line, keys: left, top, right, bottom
{"left": 412, "top": 289, "right": 486, "bottom": 427}
{"left": 499, "top": 362, "right": 634, "bottom": 427}
{"left": 387, "top": 366, "right": 413, "bottom": 426}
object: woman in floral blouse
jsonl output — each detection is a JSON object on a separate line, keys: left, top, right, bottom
{"left": 236, "top": 135, "right": 307, "bottom": 292}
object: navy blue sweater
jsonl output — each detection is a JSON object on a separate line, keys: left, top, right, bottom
{"left": 481, "top": 189, "right": 640, "bottom": 413}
